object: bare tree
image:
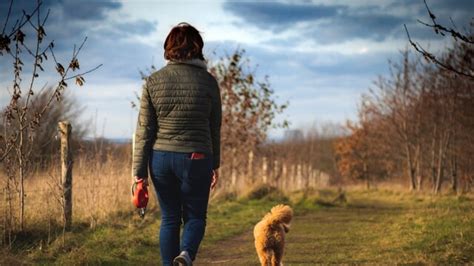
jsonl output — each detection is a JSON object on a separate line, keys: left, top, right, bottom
{"left": 340, "top": 44, "right": 474, "bottom": 193}
{"left": 375, "top": 51, "right": 424, "bottom": 190}
{"left": 0, "top": 0, "right": 101, "bottom": 233}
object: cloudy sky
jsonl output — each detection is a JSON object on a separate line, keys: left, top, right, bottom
{"left": 1, "top": 0, "right": 473, "bottom": 139}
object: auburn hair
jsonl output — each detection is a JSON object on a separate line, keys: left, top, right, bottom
{"left": 164, "top": 22, "right": 204, "bottom": 61}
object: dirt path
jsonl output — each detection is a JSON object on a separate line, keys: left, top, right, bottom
{"left": 13, "top": 193, "right": 471, "bottom": 265}
{"left": 195, "top": 227, "right": 256, "bottom": 265}
{"left": 195, "top": 205, "right": 408, "bottom": 265}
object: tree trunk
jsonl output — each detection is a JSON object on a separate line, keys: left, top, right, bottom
{"left": 435, "top": 131, "right": 451, "bottom": 194}
{"left": 430, "top": 125, "right": 437, "bottom": 192}
{"left": 414, "top": 97, "right": 422, "bottom": 192}
{"left": 405, "top": 143, "right": 417, "bottom": 191}
{"left": 416, "top": 154, "right": 423, "bottom": 191}
{"left": 434, "top": 165, "right": 443, "bottom": 194}
{"left": 434, "top": 141, "right": 444, "bottom": 194}
{"left": 364, "top": 162, "right": 370, "bottom": 189}
{"left": 19, "top": 127, "right": 25, "bottom": 231}
{"left": 451, "top": 155, "right": 458, "bottom": 193}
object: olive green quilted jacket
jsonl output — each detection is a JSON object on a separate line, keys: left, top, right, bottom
{"left": 132, "top": 59, "right": 222, "bottom": 178}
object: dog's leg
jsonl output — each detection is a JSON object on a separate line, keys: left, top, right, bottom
{"left": 255, "top": 241, "right": 264, "bottom": 265}
{"left": 257, "top": 247, "right": 272, "bottom": 266}
{"left": 272, "top": 244, "right": 284, "bottom": 266}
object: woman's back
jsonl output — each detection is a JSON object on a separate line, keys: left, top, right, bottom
{"left": 132, "top": 59, "right": 221, "bottom": 178}
{"left": 151, "top": 60, "right": 218, "bottom": 150}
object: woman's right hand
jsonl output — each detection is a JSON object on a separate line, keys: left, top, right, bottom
{"left": 133, "top": 176, "right": 149, "bottom": 187}
{"left": 210, "top": 169, "right": 219, "bottom": 190}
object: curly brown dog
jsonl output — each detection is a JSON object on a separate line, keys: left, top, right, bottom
{"left": 253, "top": 204, "right": 293, "bottom": 266}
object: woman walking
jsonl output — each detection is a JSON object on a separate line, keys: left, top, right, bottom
{"left": 132, "top": 23, "right": 221, "bottom": 266}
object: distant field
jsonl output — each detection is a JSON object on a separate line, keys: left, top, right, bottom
{"left": 1, "top": 188, "right": 473, "bottom": 265}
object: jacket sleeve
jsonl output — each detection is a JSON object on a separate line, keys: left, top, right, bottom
{"left": 210, "top": 78, "right": 222, "bottom": 169}
{"left": 132, "top": 81, "right": 157, "bottom": 178}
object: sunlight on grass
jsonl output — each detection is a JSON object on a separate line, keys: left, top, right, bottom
{"left": 1, "top": 188, "right": 472, "bottom": 265}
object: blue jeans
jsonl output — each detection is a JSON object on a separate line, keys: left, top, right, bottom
{"left": 149, "top": 150, "right": 213, "bottom": 265}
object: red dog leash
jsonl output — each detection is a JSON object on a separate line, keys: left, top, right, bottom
{"left": 131, "top": 178, "right": 149, "bottom": 218}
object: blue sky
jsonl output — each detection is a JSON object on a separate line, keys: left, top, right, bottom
{"left": 1, "top": 0, "right": 473, "bottom": 139}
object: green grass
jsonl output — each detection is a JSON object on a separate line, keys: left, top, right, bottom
{"left": 1, "top": 187, "right": 289, "bottom": 265}
{"left": 1, "top": 188, "right": 473, "bottom": 265}
{"left": 197, "top": 189, "right": 474, "bottom": 265}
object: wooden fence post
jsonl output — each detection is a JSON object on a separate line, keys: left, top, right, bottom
{"left": 231, "top": 148, "right": 237, "bottom": 187}
{"left": 308, "top": 165, "right": 313, "bottom": 188}
{"left": 282, "top": 164, "right": 287, "bottom": 191}
{"left": 273, "top": 160, "right": 280, "bottom": 187}
{"left": 59, "top": 121, "right": 73, "bottom": 231}
{"left": 247, "top": 151, "right": 254, "bottom": 181}
{"left": 262, "top": 157, "right": 268, "bottom": 184}
{"left": 290, "top": 165, "right": 296, "bottom": 191}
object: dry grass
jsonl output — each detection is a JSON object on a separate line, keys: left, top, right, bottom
{"left": 1, "top": 152, "right": 158, "bottom": 239}
{"left": 1, "top": 145, "right": 472, "bottom": 258}
{"left": 1, "top": 158, "right": 469, "bottom": 233}
{"left": 1, "top": 151, "right": 333, "bottom": 236}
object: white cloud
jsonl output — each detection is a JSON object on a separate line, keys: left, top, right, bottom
{"left": 72, "top": 80, "right": 141, "bottom": 138}
{"left": 2, "top": 0, "right": 464, "bottom": 139}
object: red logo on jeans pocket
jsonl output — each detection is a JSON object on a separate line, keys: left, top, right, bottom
{"left": 190, "top": 152, "right": 205, "bottom": 159}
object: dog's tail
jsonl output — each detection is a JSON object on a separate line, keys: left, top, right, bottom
{"left": 267, "top": 204, "right": 293, "bottom": 232}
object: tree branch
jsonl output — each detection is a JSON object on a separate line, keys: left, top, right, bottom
{"left": 404, "top": 24, "right": 474, "bottom": 79}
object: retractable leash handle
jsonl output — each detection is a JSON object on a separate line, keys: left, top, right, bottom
{"left": 131, "top": 178, "right": 149, "bottom": 218}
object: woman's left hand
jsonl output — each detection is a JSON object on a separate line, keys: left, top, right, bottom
{"left": 210, "top": 169, "right": 219, "bottom": 190}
